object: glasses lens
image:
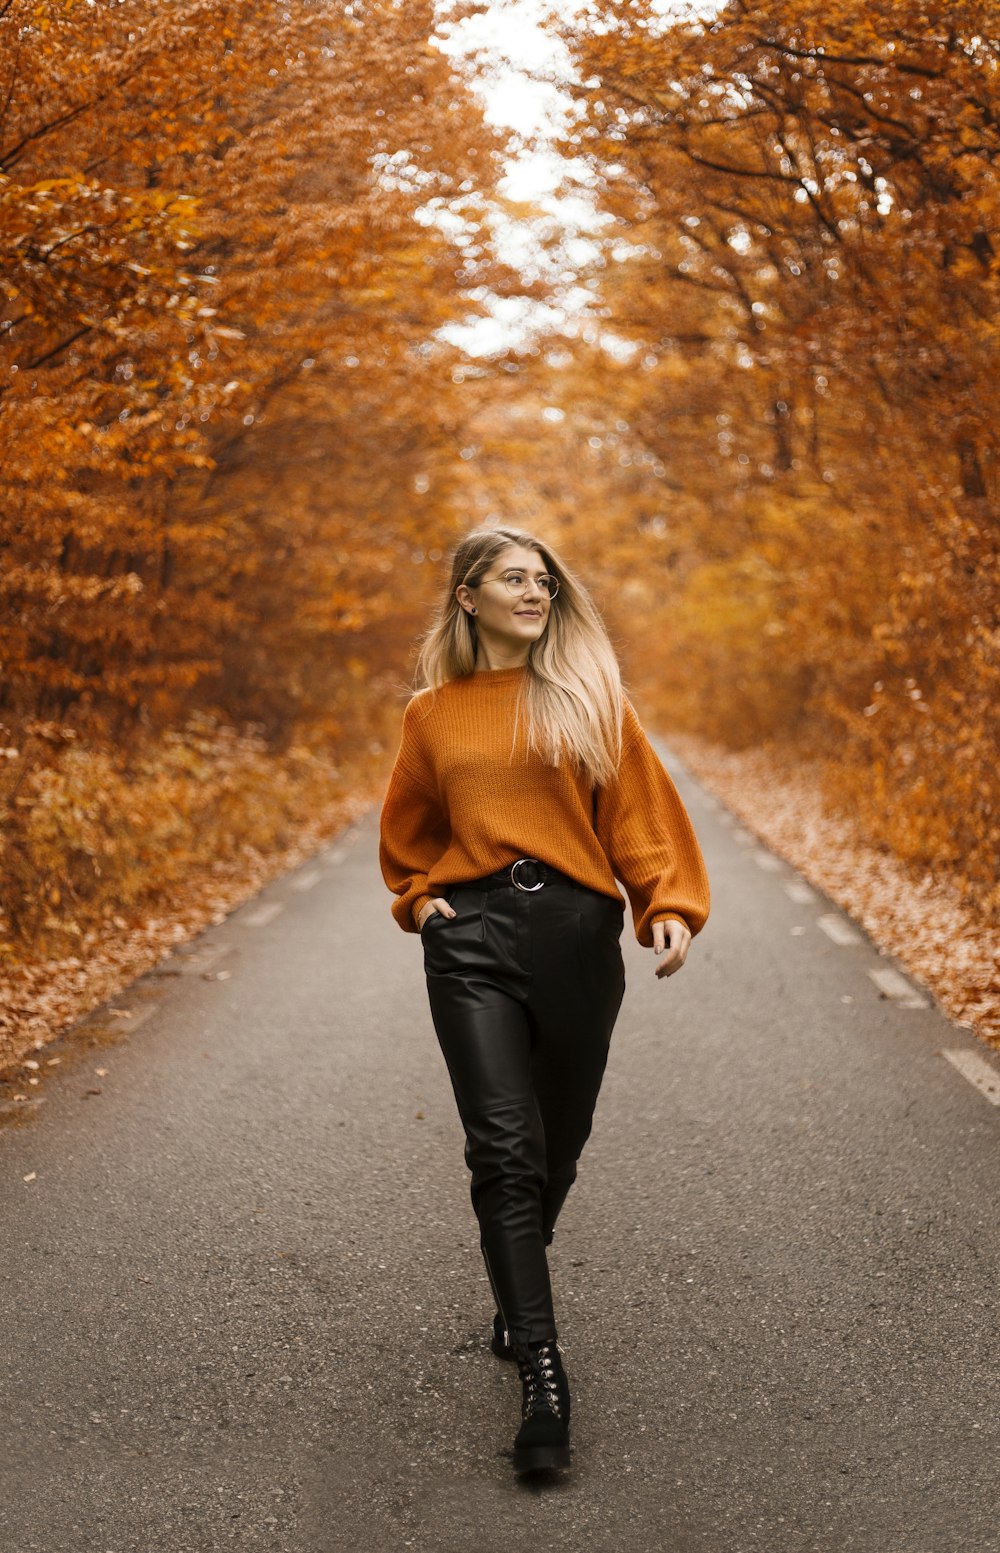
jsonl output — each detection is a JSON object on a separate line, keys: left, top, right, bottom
{"left": 500, "top": 571, "right": 559, "bottom": 597}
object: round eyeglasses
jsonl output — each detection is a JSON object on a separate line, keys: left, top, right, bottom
{"left": 476, "top": 569, "right": 560, "bottom": 599}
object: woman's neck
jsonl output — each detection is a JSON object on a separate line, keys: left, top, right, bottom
{"left": 474, "top": 646, "right": 530, "bottom": 672}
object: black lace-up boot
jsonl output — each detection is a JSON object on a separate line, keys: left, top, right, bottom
{"left": 512, "top": 1339, "right": 571, "bottom": 1473}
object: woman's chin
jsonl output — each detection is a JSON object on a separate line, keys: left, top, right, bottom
{"left": 487, "top": 628, "right": 546, "bottom": 654}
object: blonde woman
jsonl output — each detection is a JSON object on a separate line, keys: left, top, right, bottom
{"left": 379, "top": 526, "right": 710, "bottom": 1475}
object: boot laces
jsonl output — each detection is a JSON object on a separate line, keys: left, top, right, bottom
{"left": 519, "top": 1342, "right": 563, "bottom": 1421}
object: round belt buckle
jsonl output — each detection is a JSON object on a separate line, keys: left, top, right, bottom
{"left": 510, "top": 858, "right": 545, "bottom": 893}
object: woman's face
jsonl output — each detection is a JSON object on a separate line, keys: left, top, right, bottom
{"left": 457, "top": 544, "right": 554, "bottom": 662}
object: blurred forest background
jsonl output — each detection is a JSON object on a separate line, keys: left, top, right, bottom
{"left": 0, "top": 0, "right": 996, "bottom": 1047}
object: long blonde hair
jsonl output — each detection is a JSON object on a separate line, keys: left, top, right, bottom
{"left": 415, "top": 526, "right": 624, "bottom": 786}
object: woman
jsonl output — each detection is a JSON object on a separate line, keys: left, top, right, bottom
{"left": 379, "top": 526, "right": 709, "bottom": 1475}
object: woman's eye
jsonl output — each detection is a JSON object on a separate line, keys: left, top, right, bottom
{"left": 505, "top": 573, "right": 525, "bottom": 586}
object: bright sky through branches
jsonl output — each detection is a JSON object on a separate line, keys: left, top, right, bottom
{"left": 431, "top": 0, "right": 714, "bottom": 354}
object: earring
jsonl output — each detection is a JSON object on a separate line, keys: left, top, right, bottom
{"left": 469, "top": 607, "right": 477, "bottom": 615}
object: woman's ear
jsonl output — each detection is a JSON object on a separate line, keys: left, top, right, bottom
{"left": 455, "top": 585, "right": 477, "bottom": 616}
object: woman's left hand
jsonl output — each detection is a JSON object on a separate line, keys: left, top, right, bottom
{"left": 652, "top": 918, "right": 691, "bottom": 979}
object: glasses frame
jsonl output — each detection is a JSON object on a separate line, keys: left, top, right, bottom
{"left": 474, "top": 569, "right": 560, "bottom": 599}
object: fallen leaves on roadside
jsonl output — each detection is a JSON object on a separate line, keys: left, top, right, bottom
{"left": 0, "top": 793, "right": 372, "bottom": 1082}
{"left": 670, "top": 733, "right": 999, "bottom": 1051}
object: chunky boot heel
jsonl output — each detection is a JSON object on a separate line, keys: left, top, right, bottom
{"left": 490, "top": 1312, "right": 517, "bottom": 1361}
{"left": 512, "top": 1340, "right": 571, "bottom": 1474}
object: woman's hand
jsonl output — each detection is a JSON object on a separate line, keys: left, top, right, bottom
{"left": 417, "top": 897, "right": 457, "bottom": 929}
{"left": 652, "top": 917, "right": 691, "bottom": 978}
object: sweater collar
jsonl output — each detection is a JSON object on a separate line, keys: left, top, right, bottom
{"left": 464, "top": 666, "right": 528, "bottom": 686}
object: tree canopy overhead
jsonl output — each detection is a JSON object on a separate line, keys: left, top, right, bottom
{"left": 533, "top": 0, "right": 998, "bottom": 907}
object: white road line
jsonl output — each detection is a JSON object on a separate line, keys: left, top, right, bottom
{"left": 108, "top": 1006, "right": 155, "bottom": 1033}
{"left": 323, "top": 847, "right": 347, "bottom": 865}
{"left": 753, "top": 851, "right": 784, "bottom": 872}
{"left": 869, "top": 966, "right": 928, "bottom": 1004}
{"left": 180, "top": 943, "right": 232, "bottom": 975}
{"left": 941, "top": 1049, "right": 1000, "bottom": 1107}
{"left": 785, "top": 881, "right": 818, "bottom": 905}
{"left": 291, "top": 869, "right": 322, "bottom": 892}
{"left": 732, "top": 828, "right": 756, "bottom": 846}
{"left": 818, "top": 914, "right": 862, "bottom": 947}
{"left": 245, "top": 901, "right": 285, "bottom": 927}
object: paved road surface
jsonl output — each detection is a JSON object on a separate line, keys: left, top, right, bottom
{"left": 2, "top": 748, "right": 998, "bottom": 1553}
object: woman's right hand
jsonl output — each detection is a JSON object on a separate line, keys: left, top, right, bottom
{"left": 417, "top": 897, "right": 457, "bottom": 929}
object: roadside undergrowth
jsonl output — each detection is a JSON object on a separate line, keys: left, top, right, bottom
{"left": 0, "top": 721, "right": 385, "bottom": 1077}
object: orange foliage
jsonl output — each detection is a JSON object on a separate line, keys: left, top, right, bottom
{"left": 2, "top": 0, "right": 996, "bottom": 978}
{"left": 0, "top": 0, "right": 507, "bottom": 953}
{"left": 534, "top": 0, "right": 1000, "bottom": 912}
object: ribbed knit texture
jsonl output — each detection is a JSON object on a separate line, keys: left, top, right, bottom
{"left": 378, "top": 667, "right": 710, "bottom": 946}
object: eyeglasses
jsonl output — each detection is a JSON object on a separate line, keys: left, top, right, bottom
{"left": 476, "top": 569, "right": 560, "bottom": 599}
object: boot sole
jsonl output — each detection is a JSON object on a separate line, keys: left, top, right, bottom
{"left": 513, "top": 1443, "right": 571, "bottom": 1474}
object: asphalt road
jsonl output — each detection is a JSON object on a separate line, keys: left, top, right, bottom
{"left": 2, "top": 748, "right": 998, "bottom": 1553}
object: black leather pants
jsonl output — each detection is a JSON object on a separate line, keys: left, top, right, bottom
{"left": 422, "top": 873, "right": 626, "bottom": 1351}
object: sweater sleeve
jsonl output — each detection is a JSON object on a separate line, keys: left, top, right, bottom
{"left": 594, "top": 703, "right": 710, "bottom": 947}
{"left": 378, "top": 698, "right": 450, "bottom": 932}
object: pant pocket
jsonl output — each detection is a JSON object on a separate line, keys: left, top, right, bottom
{"left": 422, "top": 886, "right": 487, "bottom": 969}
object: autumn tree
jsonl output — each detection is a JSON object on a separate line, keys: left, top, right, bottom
{"left": 0, "top": 0, "right": 512, "bottom": 949}
{"left": 544, "top": 0, "right": 999, "bottom": 907}
{"left": 0, "top": 0, "right": 512, "bottom": 732}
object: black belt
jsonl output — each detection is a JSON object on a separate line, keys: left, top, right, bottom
{"left": 474, "top": 858, "right": 583, "bottom": 894}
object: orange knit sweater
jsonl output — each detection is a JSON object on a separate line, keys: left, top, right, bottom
{"left": 378, "top": 667, "right": 710, "bottom": 947}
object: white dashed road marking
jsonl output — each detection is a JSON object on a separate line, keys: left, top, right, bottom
{"left": 785, "top": 881, "right": 818, "bottom": 905}
{"left": 941, "top": 1049, "right": 1000, "bottom": 1107}
{"left": 291, "top": 869, "right": 322, "bottom": 892}
{"left": 324, "top": 847, "right": 347, "bottom": 865}
{"left": 754, "top": 851, "right": 784, "bottom": 873}
{"left": 108, "top": 1006, "right": 155, "bottom": 1033}
{"left": 868, "top": 966, "right": 928, "bottom": 1006}
{"left": 245, "top": 902, "right": 285, "bottom": 927}
{"left": 180, "top": 943, "right": 232, "bottom": 975}
{"left": 818, "top": 914, "right": 862, "bottom": 947}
